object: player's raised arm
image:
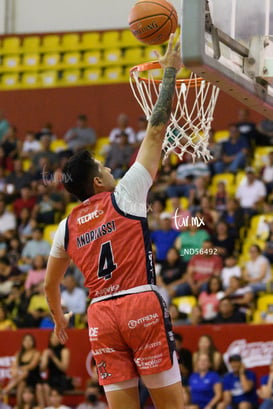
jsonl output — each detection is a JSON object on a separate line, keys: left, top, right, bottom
{"left": 136, "top": 34, "right": 182, "bottom": 180}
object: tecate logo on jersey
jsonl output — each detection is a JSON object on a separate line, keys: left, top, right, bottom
{"left": 77, "top": 210, "right": 104, "bottom": 225}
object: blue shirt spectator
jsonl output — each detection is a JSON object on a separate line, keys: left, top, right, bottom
{"left": 151, "top": 212, "right": 180, "bottom": 262}
{"left": 188, "top": 352, "right": 222, "bottom": 409}
{"left": 257, "top": 360, "right": 273, "bottom": 409}
{"left": 221, "top": 354, "right": 257, "bottom": 409}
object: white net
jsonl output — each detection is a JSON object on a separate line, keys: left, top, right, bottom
{"left": 130, "top": 65, "right": 220, "bottom": 162}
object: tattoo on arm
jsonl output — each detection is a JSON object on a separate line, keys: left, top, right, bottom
{"left": 150, "top": 67, "right": 176, "bottom": 127}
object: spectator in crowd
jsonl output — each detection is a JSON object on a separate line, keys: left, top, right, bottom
{"left": 13, "top": 386, "right": 41, "bottom": 409}
{"left": 0, "top": 110, "right": 10, "bottom": 142}
{"left": 212, "top": 181, "right": 228, "bottom": 213}
{"left": 76, "top": 380, "right": 107, "bottom": 409}
{"left": 0, "top": 304, "right": 16, "bottom": 330}
{"left": 218, "top": 354, "right": 258, "bottom": 409}
{"left": 35, "top": 122, "right": 56, "bottom": 141}
{"left": 109, "top": 113, "right": 135, "bottom": 145}
{"left": 44, "top": 388, "right": 72, "bottom": 409}
{"left": 24, "top": 255, "right": 46, "bottom": 297}
{"left": 256, "top": 119, "right": 273, "bottom": 146}
{"left": 0, "top": 256, "right": 24, "bottom": 298}
{"left": 61, "top": 275, "right": 87, "bottom": 315}
{"left": 64, "top": 114, "right": 96, "bottom": 153}
{"left": 175, "top": 222, "right": 210, "bottom": 264}
{"left": 235, "top": 167, "right": 267, "bottom": 216}
{"left": 257, "top": 358, "right": 273, "bottom": 409}
{"left": 0, "top": 145, "right": 13, "bottom": 173}
{"left": 213, "top": 297, "right": 246, "bottom": 324}
{"left": 5, "top": 159, "right": 32, "bottom": 194}
{"left": 104, "top": 131, "right": 135, "bottom": 179}
{"left": 27, "top": 281, "right": 51, "bottom": 327}
{"left": 166, "top": 172, "right": 197, "bottom": 203}
{"left": 0, "top": 198, "right": 16, "bottom": 238}
{"left": 32, "top": 135, "right": 58, "bottom": 172}
{"left": 174, "top": 333, "right": 193, "bottom": 385}
{"left": 220, "top": 197, "right": 245, "bottom": 239}
{"left": 147, "top": 198, "right": 165, "bottom": 231}
{"left": 4, "top": 283, "right": 31, "bottom": 328}
{"left": 185, "top": 352, "right": 222, "bottom": 409}
{"left": 221, "top": 255, "right": 242, "bottom": 290}
{"left": 224, "top": 276, "right": 254, "bottom": 316}
{"left": 13, "top": 185, "right": 36, "bottom": 218}
{"left": 1, "top": 126, "right": 20, "bottom": 161}
{"left": 5, "top": 235, "right": 22, "bottom": 266}
{"left": 242, "top": 244, "right": 272, "bottom": 294}
{"left": 36, "top": 331, "right": 73, "bottom": 407}
{"left": 157, "top": 247, "right": 187, "bottom": 296}
{"left": 174, "top": 240, "right": 223, "bottom": 297}
{"left": 211, "top": 220, "right": 236, "bottom": 258}
{"left": 198, "top": 276, "right": 224, "bottom": 323}
{"left": 135, "top": 115, "right": 148, "bottom": 145}
{"left": 193, "top": 335, "right": 225, "bottom": 374}
{"left": 263, "top": 221, "right": 273, "bottom": 263}
{"left": 17, "top": 208, "right": 37, "bottom": 244}
{"left": 20, "top": 227, "right": 51, "bottom": 270}
{"left": 195, "top": 195, "right": 219, "bottom": 236}
{"left": 214, "top": 124, "right": 249, "bottom": 174}
{"left": 21, "top": 131, "right": 41, "bottom": 159}
{"left": 235, "top": 108, "right": 258, "bottom": 149}
{"left": 32, "top": 184, "right": 64, "bottom": 225}
{"left": 3, "top": 334, "right": 41, "bottom": 406}
{"left": 168, "top": 303, "right": 189, "bottom": 326}
{"left": 261, "top": 151, "right": 273, "bottom": 196}
{"left": 151, "top": 212, "right": 180, "bottom": 263}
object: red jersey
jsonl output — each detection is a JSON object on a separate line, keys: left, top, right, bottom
{"left": 65, "top": 191, "right": 156, "bottom": 299}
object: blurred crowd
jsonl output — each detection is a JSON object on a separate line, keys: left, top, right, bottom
{"left": 0, "top": 107, "right": 272, "bottom": 331}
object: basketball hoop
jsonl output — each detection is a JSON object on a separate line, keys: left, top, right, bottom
{"left": 130, "top": 61, "right": 220, "bottom": 162}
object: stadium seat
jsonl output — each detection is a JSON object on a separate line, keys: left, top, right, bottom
{"left": 234, "top": 170, "right": 246, "bottom": 188}
{"left": 82, "top": 68, "right": 102, "bottom": 84}
{"left": 1, "top": 55, "right": 21, "bottom": 71}
{"left": 252, "top": 146, "right": 273, "bottom": 170}
{"left": 21, "top": 53, "right": 40, "bottom": 70}
{"left": 41, "top": 53, "right": 61, "bottom": 69}
{"left": 214, "top": 129, "right": 229, "bottom": 142}
{"left": 257, "top": 294, "right": 273, "bottom": 312}
{"left": 21, "top": 36, "right": 41, "bottom": 52}
{"left": 122, "top": 47, "right": 143, "bottom": 65}
{"left": 248, "top": 213, "right": 273, "bottom": 241}
{"left": 62, "top": 52, "right": 81, "bottom": 68}
{"left": 65, "top": 202, "right": 79, "bottom": 217}
{"left": 82, "top": 50, "right": 102, "bottom": 67}
{"left": 22, "top": 158, "right": 32, "bottom": 170}
{"left": 50, "top": 139, "right": 69, "bottom": 153}
{"left": 43, "top": 224, "right": 58, "bottom": 245}
{"left": 94, "top": 136, "right": 110, "bottom": 162}
{"left": 80, "top": 32, "right": 102, "bottom": 50}
{"left": 143, "top": 45, "right": 164, "bottom": 61}
{"left": 1, "top": 73, "right": 20, "bottom": 89}
{"left": 40, "top": 70, "right": 58, "bottom": 87}
{"left": 100, "top": 31, "right": 120, "bottom": 48}
{"left": 103, "top": 48, "right": 122, "bottom": 65}
{"left": 62, "top": 69, "right": 81, "bottom": 85}
{"left": 61, "top": 33, "right": 80, "bottom": 51}
{"left": 172, "top": 296, "right": 197, "bottom": 314}
{"left": 120, "top": 30, "right": 142, "bottom": 47}
{"left": 21, "top": 72, "right": 39, "bottom": 88}
{"left": 1, "top": 37, "right": 21, "bottom": 55}
{"left": 104, "top": 66, "right": 126, "bottom": 83}
{"left": 41, "top": 35, "right": 61, "bottom": 52}
{"left": 209, "top": 173, "right": 235, "bottom": 196}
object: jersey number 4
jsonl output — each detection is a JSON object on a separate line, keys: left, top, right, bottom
{"left": 98, "top": 241, "right": 117, "bottom": 280}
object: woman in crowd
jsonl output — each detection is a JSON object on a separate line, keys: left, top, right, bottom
{"left": 3, "top": 333, "right": 41, "bottom": 405}
{"left": 192, "top": 334, "right": 226, "bottom": 375}
{"left": 185, "top": 352, "right": 222, "bottom": 409}
{"left": 13, "top": 386, "right": 41, "bottom": 409}
{"left": 198, "top": 276, "right": 224, "bottom": 323}
{"left": 242, "top": 244, "right": 272, "bottom": 294}
{"left": 36, "top": 331, "right": 73, "bottom": 407}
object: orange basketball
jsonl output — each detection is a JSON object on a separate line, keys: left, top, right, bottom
{"left": 128, "top": 0, "right": 178, "bottom": 45}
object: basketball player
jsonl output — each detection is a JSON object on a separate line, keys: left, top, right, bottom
{"left": 44, "top": 34, "right": 184, "bottom": 409}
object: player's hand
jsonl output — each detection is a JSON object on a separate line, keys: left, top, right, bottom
{"left": 153, "top": 33, "right": 182, "bottom": 72}
{"left": 54, "top": 311, "right": 73, "bottom": 344}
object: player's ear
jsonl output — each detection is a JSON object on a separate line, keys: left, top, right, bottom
{"left": 93, "top": 176, "right": 103, "bottom": 188}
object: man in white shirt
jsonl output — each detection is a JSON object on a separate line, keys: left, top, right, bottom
{"left": 0, "top": 198, "right": 16, "bottom": 238}
{"left": 61, "top": 275, "right": 86, "bottom": 314}
{"left": 235, "top": 167, "right": 266, "bottom": 216}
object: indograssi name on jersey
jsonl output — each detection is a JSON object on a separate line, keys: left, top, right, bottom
{"left": 76, "top": 220, "right": 116, "bottom": 248}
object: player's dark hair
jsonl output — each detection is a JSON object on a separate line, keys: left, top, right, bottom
{"left": 62, "top": 150, "right": 100, "bottom": 202}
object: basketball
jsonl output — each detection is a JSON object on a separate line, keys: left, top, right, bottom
{"left": 128, "top": 0, "right": 178, "bottom": 45}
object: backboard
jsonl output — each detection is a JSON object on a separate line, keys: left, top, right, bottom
{"left": 181, "top": 0, "right": 273, "bottom": 119}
